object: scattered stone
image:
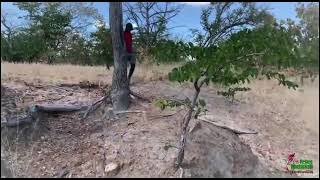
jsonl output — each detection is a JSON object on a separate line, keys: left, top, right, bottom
{"left": 82, "top": 161, "right": 92, "bottom": 170}
{"left": 95, "top": 161, "right": 104, "bottom": 175}
{"left": 90, "top": 133, "right": 104, "bottom": 140}
{"left": 184, "top": 169, "right": 192, "bottom": 178}
{"left": 74, "top": 159, "right": 83, "bottom": 167}
{"left": 127, "top": 122, "right": 135, "bottom": 126}
{"left": 104, "top": 162, "right": 120, "bottom": 176}
{"left": 57, "top": 168, "right": 69, "bottom": 178}
{"left": 103, "top": 108, "right": 115, "bottom": 120}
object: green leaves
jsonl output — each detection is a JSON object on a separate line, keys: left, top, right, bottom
{"left": 3, "top": 2, "right": 103, "bottom": 64}
{"left": 292, "top": 3, "right": 319, "bottom": 72}
{"left": 154, "top": 98, "right": 191, "bottom": 110}
{"left": 217, "top": 87, "right": 251, "bottom": 102}
{"left": 198, "top": 99, "right": 206, "bottom": 107}
{"left": 149, "top": 39, "right": 188, "bottom": 64}
{"left": 89, "top": 25, "right": 113, "bottom": 66}
{"left": 194, "top": 99, "right": 208, "bottom": 119}
{"left": 168, "top": 23, "right": 300, "bottom": 97}
{"left": 168, "top": 61, "right": 201, "bottom": 83}
{"left": 154, "top": 99, "right": 169, "bottom": 110}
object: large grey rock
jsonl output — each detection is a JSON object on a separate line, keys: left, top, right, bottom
{"left": 183, "top": 121, "right": 271, "bottom": 178}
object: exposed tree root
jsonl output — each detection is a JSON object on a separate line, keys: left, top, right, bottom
{"left": 2, "top": 88, "right": 150, "bottom": 128}
{"left": 82, "top": 96, "right": 111, "bottom": 120}
{"left": 129, "top": 90, "right": 151, "bottom": 103}
{"left": 199, "top": 118, "right": 258, "bottom": 135}
{"left": 148, "top": 109, "right": 185, "bottom": 120}
{"left": 114, "top": 110, "right": 145, "bottom": 115}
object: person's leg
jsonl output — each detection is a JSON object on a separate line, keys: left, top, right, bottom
{"left": 128, "top": 63, "right": 135, "bottom": 82}
{"left": 128, "top": 54, "right": 136, "bottom": 83}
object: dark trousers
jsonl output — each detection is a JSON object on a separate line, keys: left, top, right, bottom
{"left": 126, "top": 53, "right": 136, "bottom": 82}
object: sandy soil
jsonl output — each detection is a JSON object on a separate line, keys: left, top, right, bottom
{"left": 131, "top": 78, "right": 319, "bottom": 178}
{"left": 1, "top": 65, "right": 318, "bottom": 178}
{"left": 1, "top": 81, "right": 273, "bottom": 178}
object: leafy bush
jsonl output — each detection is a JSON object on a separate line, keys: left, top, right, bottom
{"left": 169, "top": 25, "right": 299, "bottom": 91}
{"left": 149, "top": 40, "right": 188, "bottom": 64}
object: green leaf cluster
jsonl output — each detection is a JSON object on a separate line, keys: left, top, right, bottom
{"left": 169, "top": 24, "right": 300, "bottom": 94}
{"left": 154, "top": 98, "right": 191, "bottom": 110}
{"left": 217, "top": 87, "right": 251, "bottom": 102}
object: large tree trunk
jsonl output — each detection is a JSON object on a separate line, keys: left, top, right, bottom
{"left": 109, "top": 2, "right": 130, "bottom": 111}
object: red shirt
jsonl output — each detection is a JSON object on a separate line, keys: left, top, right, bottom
{"left": 124, "top": 31, "right": 132, "bottom": 53}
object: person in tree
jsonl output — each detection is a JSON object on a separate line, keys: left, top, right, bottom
{"left": 124, "top": 23, "right": 136, "bottom": 84}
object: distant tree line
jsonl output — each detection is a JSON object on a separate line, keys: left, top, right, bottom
{"left": 1, "top": 2, "right": 318, "bottom": 71}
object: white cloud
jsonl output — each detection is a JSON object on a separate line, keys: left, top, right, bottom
{"left": 132, "top": 23, "right": 138, "bottom": 28}
{"left": 95, "top": 19, "right": 105, "bottom": 28}
{"left": 178, "top": 2, "right": 210, "bottom": 6}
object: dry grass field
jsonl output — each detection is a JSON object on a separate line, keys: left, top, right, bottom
{"left": 1, "top": 62, "right": 177, "bottom": 86}
{"left": 1, "top": 62, "right": 319, "bottom": 178}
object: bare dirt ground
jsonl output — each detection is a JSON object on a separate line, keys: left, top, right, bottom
{"left": 1, "top": 63, "right": 319, "bottom": 178}
{"left": 133, "top": 78, "right": 319, "bottom": 178}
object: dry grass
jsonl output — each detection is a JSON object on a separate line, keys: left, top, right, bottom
{"left": 1, "top": 62, "right": 180, "bottom": 85}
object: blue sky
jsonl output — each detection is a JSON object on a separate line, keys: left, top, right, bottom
{"left": 93, "top": 2, "right": 300, "bottom": 40}
{"left": 1, "top": 2, "right": 300, "bottom": 41}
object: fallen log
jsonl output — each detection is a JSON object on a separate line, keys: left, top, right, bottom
{"left": 35, "top": 104, "right": 88, "bottom": 113}
{"left": 3, "top": 89, "right": 145, "bottom": 127}
{"left": 2, "top": 104, "right": 89, "bottom": 128}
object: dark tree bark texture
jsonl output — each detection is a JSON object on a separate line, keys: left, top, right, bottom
{"left": 109, "top": 2, "right": 130, "bottom": 111}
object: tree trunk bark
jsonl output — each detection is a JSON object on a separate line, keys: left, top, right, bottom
{"left": 109, "top": 2, "right": 130, "bottom": 111}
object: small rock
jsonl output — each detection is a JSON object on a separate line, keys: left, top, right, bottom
{"left": 57, "top": 168, "right": 69, "bottom": 178}
{"left": 104, "top": 162, "right": 119, "bottom": 176}
{"left": 95, "top": 161, "right": 104, "bottom": 174}
{"left": 74, "top": 160, "right": 82, "bottom": 167}
{"left": 269, "top": 155, "right": 273, "bottom": 160}
{"left": 82, "top": 161, "right": 92, "bottom": 169}
{"left": 184, "top": 169, "right": 192, "bottom": 178}
{"left": 127, "top": 122, "right": 134, "bottom": 126}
